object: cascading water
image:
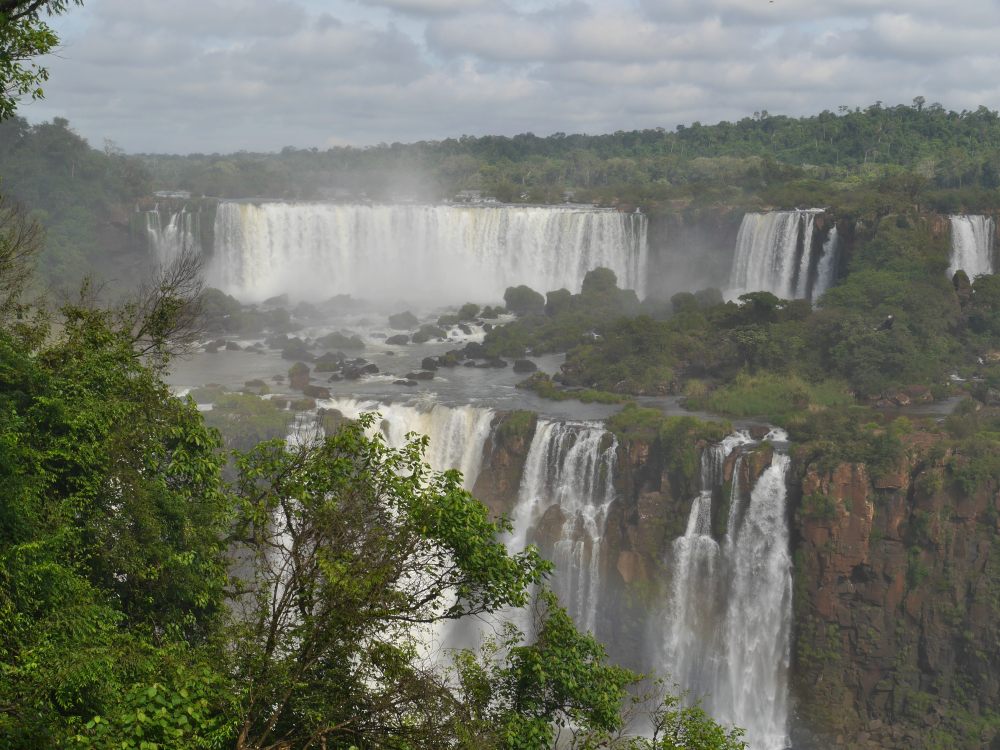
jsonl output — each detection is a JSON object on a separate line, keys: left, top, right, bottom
{"left": 319, "top": 397, "right": 495, "bottom": 489}
{"left": 948, "top": 215, "right": 995, "bottom": 279}
{"left": 209, "top": 202, "right": 648, "bottom": 303}
{"left": 661, "top": 431, "right": 793, "bottom": 750}
{"left": 144, "top": 206, "right": 201, "bottom": 267}
{"left": 729, "top": 210, "right": 836, "bottom": 301}
{"left": 507, "top": 419, "right": 617, "bottom": 634}
{"left": 813, "top": 224, "right": 839, "bottom": 300}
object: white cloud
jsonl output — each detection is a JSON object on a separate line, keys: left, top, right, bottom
{"left": 21, "top": 0, "right": 1000, "bottom": 152}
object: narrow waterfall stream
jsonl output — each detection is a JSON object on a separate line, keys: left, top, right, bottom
{"left": 508, "top": 419, "right": 618, "bottom": 634}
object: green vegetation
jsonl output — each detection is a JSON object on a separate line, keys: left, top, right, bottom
{"left": 0, "top": 185, "right": 745, "bottom": 748}
{"left": 688, "top": 373, "right": 853, "bottom": 421}
{"left": 201, "top": 392, "right": 291, "bottom": 452}
{"left": 518, "top": 372, "right": 631, "bottom": 405}
{"left": 0, "top": 117, "right": 150, "bottom": 288}
{"left": 0, "top": 2, "right": 83, "bottom": 119}
{"left": 139, "top": 101, "right": 1000, "bottom": 212}
{"left": 608, "top": 407, "right": 731, "bottom": 497}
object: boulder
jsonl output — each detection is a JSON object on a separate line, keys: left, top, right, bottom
{"left": 463, "top": 342, "right": 486, "bottom": 358}
{"left": 394, "top": 379, "right": 418, "bottom": 386}
{"left": 242, "top": 379, "right": 269, "bottom": 395}
{"left": 405, "top": 371, "right": 435, "bottom": 380}
{"left": 288, "top": 362, "right": 310, "bottom": 390}
{"left": 225, "top": 341, "right": 242, "bottom": 351}
{"left": 302, "top": 384, "right": 331, "bottom": 400}
{"left": 421, "top": 357, "right": 439, "bottom": 371}
{"left": 385, "top": 334, "right": 409, "bottom": 345}
{"left": 388, "top": 310, "right": 419, "bottom": 330}
{"left": 281, "top": 337, "right": 314, "bottom": 362}
{"left": 513, "top": 359, "right": 537, "bottom": 373}
{"left": 314, "top": 331, "right": 365, "bottom": 350}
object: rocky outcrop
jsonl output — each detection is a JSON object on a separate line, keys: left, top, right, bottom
{"left": 472, "top": 411, "right": 537, "bottom": 519}
{"left": 790, "top": 445, "right": 1000, "bottom": 749}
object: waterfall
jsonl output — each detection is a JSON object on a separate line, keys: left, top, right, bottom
{"left": 209, "top": 202, "right": 648, "bottom": 303}
{"left": 661, "top": 432, "right": 792, "bottom": 750}
{"left": 948, "top": 215, "right": 995, "bottom": 279}
{"left": 813, "top": 225, "right": 839, "bottom": 300}
{"left": 319, "top": 397, "right": 494, "bottom": 490}
{"left": 507, "top": 420, "right": 617, "bottom": 634}
{"left": 145, "top": 206, "right": 201, "bottom": 267}
{"left": 729, "top": 210, "right": 836, "bottom": 301}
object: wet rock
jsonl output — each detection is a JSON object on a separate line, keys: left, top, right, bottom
{"left": 225, "top": 341, "right": 242, "bottom": 351}
{"left": 342, "top": 362, "right": 379, "bottom": 380}
{"left": 394, "top": 379, "right": 418, "bottom": 386}
{"left": 281, "top": 338, "right": 315, "bottom": 362}
{"left": 438, "top": 351, "right": 463, "bottom": 367}
{"left": 242, "top": 379, "right": 269, "bottom": 395}
{"left": 204, "top": 341, "right": 220, "bottom": 353}
{"left": 388, "top": 310, "right": 419, "bottom": 330}
{"left": 314, "top": 351, "right": 346, "bottom": 371}
{"left": 463, "top": 342, "right": 486, "bottom": 358}
{"left": 412, "top": 324, "right": 447, "bottom": 343}
{"left": 314, "top": 331, "right": 365, "bottom": 350}
{"left": 513, "top": 358, "right": 537, "bottom": 373}
{"left": 288, "top": 362, "right": 311, "bottom": 390}
{"left": 421, "top": 357, "right": 439, "bottom": 371}
{"left": 405, "top": 370, "right": 435, "bottom": 380}
{"left": 457, "top": 323, "right": 472, "bottom": 335}
{"left": 385, "top": 334, "right": 409, "bottom": 345}
{"left": 302, "top": 384, "right": 331, "bottom": 399}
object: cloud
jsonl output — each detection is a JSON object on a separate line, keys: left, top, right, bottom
{"left": 358, "top": 0, "right": 489, "bottom": 14}
{"left": 22, "top": 0, "right": 1000, "bottom": 153}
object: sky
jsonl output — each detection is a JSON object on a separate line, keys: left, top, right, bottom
{"left": 23, "top": 0, "right": 1000, "bottom": 154}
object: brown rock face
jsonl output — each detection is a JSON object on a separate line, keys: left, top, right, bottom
{"left": 791, "top": 447, "right": 1000, "bottom": 749}
{"left": 472, "top": 411, "right": 537, "bottom": 519}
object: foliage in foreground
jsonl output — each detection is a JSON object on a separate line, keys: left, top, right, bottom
{"left": 0, "top": 259, "right": 746, "bottom": 748}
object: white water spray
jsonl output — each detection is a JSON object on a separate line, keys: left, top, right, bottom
{"left": 662, "top": 433, "right": 792, "bottom": 750}
{"left": 319, "top": 397, "right": 494, "bottom": 490}
{"left": 948, "top": 215, "right": 995, "bottom": 279}
{"left": 145, "top": 206, "right": 201, "bottom": 267}
{"left": 507, "top": 420, "right": 618, "bottom": 634}
{"left": 729, "top": 210, "right": 836, "bottom": 301}
{"left": 209, "top": 202, "right": 648, "bottom": 302}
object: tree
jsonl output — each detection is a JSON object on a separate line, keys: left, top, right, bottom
{"left": 0, "top": 1, "right": 84, "bottom": 119}
{"left": 0, "top": 194, "right": 41, "bottom": 323}
{"left": 226, "top": 415, "right": 549, "bottom": 749}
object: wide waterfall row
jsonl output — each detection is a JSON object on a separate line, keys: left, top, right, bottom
{"left": 729, "top": 210, "right": 839, "bottom": 301}
{"left": 319, "top": 397, "right": 495, "bottom": 489}
{"left": 507, "top": 420, "right": 618, "bottom": 634}
{"left": 661, "top": 431, "right": 793, "bottom": 750}
{"left": 949, "top": 215, "right": 996, "bottom": 279}
{"left": 143, "top": 206, "right": 201, "bottom": 267}
{"left": 209, "top": 202, "right": 648, "bottom": 303}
